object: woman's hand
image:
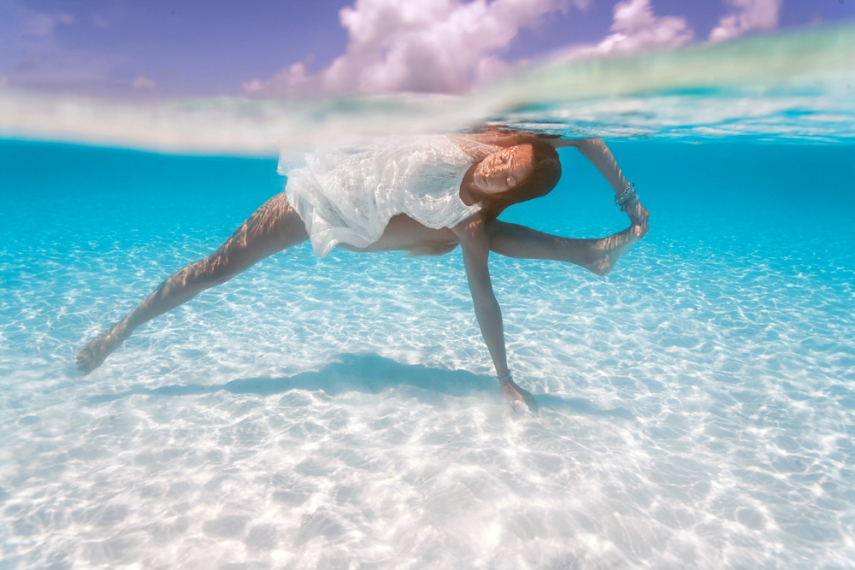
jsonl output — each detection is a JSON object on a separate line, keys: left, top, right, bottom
{"left": 501, "top": 376, "right": 539, "bottom": 413}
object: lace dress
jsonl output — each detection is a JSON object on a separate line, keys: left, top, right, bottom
{"left": 278, "top": 135, "right": 498, "bottom": 257}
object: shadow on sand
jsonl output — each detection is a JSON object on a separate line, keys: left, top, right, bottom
{"left": 88, "top": 353, "right": 633, "bottom": 419}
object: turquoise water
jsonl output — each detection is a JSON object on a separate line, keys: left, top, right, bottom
{"left": 1, "top": 136, "right": 854, "bottom": 568}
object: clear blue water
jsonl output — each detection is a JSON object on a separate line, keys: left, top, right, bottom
{"left": 1, "top": 137, "right": 853, "bottom": 568}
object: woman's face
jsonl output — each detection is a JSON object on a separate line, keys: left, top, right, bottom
{"left": 473, "top": 145, "right": 535, "bottom": 194}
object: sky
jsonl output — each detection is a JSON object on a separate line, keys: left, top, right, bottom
{"left": 0, "top": 0, "right": 852, "bottom": 98}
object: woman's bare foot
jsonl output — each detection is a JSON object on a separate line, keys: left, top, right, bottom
{"left": 501, "top": 378, "right": 539, "bottom": 413}
{"left": 586, "top": 200, "right": 649, "bottom": 276}
{"left": 77, "top": 324, "right": 127, "bottom": 374}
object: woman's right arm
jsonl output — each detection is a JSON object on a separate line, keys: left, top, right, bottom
{"left": 555, "top": 138, "right": 629, "bottom": 196}
{"left": 558, "top": 138, "right": 648, "bottom": 227}
{"left": 471, "top": 134, "right": 632, "bottom": 196}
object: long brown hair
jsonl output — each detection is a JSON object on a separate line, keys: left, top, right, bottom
{"left": 477, "top": 141, "right": 561, "bottom": 221}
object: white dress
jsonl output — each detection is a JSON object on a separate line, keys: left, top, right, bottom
{"left": 278, "top": 135, "right": 498, "bottom": 257}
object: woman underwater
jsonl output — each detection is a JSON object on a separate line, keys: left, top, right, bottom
{"left": 77, "top": 132, "right": 649, "bottom": 411}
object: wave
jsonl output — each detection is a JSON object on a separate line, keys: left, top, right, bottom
{"left": 0, "top": 24, "right": 853, "bottom": 155}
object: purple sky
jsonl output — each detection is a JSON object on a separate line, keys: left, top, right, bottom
{"left": 0, "top": 0, "right": 852, "bottom": 97}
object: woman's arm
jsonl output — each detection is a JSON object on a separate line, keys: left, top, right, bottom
{"left": 452, "top": 216, "right": 537, "bottom": 410}
{"left": 473, "top": 134, "right": 630, "bottom": 195}
{"left": 554, "top": 137, "right": 648, "bottom": 226}
{"left": 452, "top": 216, "right": 509, "bottom": 379}
{"left": 553, "top": 137, "right": 628, "bottom": 196}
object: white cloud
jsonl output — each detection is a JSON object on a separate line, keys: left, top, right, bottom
{"left": 92, "top": 14, "right": 111, "bottom": 30}
{"left": 241, "top": 79, "right": 264, "bottom": 94}
{"left": 131, "top": 75, "right": 156, "bottom": 90}
{"left": 2, "top": 5, "right": 124, "bottom": 90}
{"left": 244, "top": 0, "right": 590, "bottom": 97}
{"left": 21, "top": 10, "right": 73, "bottom": 39}
{"left": 90, "top": 7, "right": 126, "bottom": 31}
{"left": 563, "top": 0, "right": 693, "bottom": 59}
{"left": 709, "top": 0, "right": 782, "bottom": 43}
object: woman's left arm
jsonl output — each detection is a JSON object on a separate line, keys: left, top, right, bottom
{"left": 544, "top": 137, "right": 627, "bottom": 193}
{"left": 551, "top": 137, "right": 648, "bottom": 227}
{"left": 452, "top": 216, "right": 537, "bottom": 410}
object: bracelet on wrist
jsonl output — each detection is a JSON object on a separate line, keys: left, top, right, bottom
{"left": 615, "top": 182, "right": 636, "bottom": 207}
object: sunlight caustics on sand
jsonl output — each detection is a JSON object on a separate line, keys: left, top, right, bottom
{"left": 1, "top": 139, "right": 853, "bottom": 567}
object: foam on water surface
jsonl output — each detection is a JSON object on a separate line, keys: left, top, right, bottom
{"left": 1, "top": 25, "right": 854, "bottom": 154}
{"left": 1, "top": 139, "right": 854, "bottom": 568}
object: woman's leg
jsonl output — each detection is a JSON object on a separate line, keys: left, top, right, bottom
{"left": 77, "top": 192, "right": 309, "bottom": 374}
{"left": 486, "top": 203, "right": 649, "bottom": 276}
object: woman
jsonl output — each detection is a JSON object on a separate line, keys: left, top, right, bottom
{"left": 77, "top": 132, "right": 649, "bottom": 411}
